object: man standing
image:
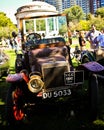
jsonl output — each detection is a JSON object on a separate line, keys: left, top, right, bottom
{"left": 96, "top": 28, "right": 104, "bottom": 48}
{"left": 12, "top": 31, "right": 18, "bottom": 54}
{"left": 85, "top": 24, "right": 101, "bottom": 49}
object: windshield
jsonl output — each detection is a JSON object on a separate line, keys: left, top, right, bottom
{"left": 20, "top": 14, "right": 68, "bottom": 40}
{"left": 23, "top": 15, "right": 68, "bottom": 37}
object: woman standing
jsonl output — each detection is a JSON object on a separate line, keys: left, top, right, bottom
{"left": 78, "top": 31, "right": 86, "bottom": 51}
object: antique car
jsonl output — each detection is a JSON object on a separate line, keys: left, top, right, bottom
{"left": 0, "top": 49, "right": 9, "bottom": 77}
{"left": 5, "top": 1, "right": 104, "bottom": 125}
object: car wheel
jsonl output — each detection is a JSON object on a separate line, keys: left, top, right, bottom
{"left": 88, "top": 73, "right": 99, "bottom": 120}
{"left": 5, "top": 82, "right": 26, "bottom": 126}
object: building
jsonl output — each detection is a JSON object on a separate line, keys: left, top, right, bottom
{"left": 76, "top": 0, "right": 90, "bottom": 15}
{"left": 70, "top": 0, "right": 76, "bottom": 6}
{"left": 32, "top": 0, "right": 104, "bottom": 15}
{"left": 62, "top": 0, "right": 70, "bottom": 12}
{"left": 89, "top": 0, "right": 104, "bottom": 14}
{"left": 41, "top": 0, "right": 89, "bottom": 14}
{"left": 15, "top": 1, "right": 58, "bottom": 36}
{"left": 101, "top": 0, "right": 104, "bottom": 6}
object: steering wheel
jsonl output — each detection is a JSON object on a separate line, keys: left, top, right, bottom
{"left": 26, "top": 33, "right": 41, "bottom": 44}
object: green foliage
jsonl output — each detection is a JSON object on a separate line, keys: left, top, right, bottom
{"left": 73, "top": 20, "right": 90, "bottom": 31}
{"left": 84, "top": 15, "right": 104, "bottom": 30}
{"left": 90, "top": 17, "right": 104, "bottom": 30}
{"left": 25, "top": 20, "right": 34, "bottom": 32}
{"left": 93, "top": 119, "right": 104, "bottom": 127}
{"left": 66, "top": 13, "right": 104, "bottom": 32}
{"left": 64, "top": 5, "right": 84, "bottom": 23}
{"left": 95, "top": 7, "right": 104, "bottom": 18}
{"left": 59, "top": 24, "right": 67, "bottom": 35}
{"left": 0, "top": 12, "right": 18, "bottom": 39}
{"left": 86, "top": 13, "right": 92, "bottom": 20}
{"left": 36, "top": 19, "right": 45, "bottom": 31}
{"left": 63, "top": 6, "right": 104, "bottom": 32}
{"left": 0, "top": 12, "right": 10, "bottom": 27}
{"left": 79, "top": 20, "right": 90, "bottom": 30}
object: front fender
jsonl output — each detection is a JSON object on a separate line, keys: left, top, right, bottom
{"left": 78, "top": 61, "right": 104, "bottom": 73}
{"left": 6, "top": 73, "right": 27, "bottom": 83}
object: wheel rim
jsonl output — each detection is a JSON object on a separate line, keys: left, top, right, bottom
{"left": 12, "top": 88, "right": 24, "bottom": 121}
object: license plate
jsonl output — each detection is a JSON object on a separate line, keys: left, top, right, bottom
{"left": 64, "top": 71, "right": 84, "bottom": 85}
{"left": 42, "top": 89, "right": 71, "bottom": 99}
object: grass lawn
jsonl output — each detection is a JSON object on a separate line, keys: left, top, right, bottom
{"left": 4, "top": 49, "right": 16, "bottom": 74}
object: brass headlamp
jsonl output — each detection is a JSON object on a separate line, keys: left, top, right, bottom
{"left": 28, "top": 72, "right": 44, "bottom": 93}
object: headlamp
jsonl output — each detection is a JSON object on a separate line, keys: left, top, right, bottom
{"left": 28, "top": 72, "right": 44, "bottom": 93}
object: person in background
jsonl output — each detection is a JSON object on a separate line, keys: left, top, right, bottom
{"left": 12, "top": 31, "right": 18, "bottom": 54}
{"left": 78, "top": 31, "right": 86, "bottom": 51}
{"left": 85, "top": 24, "right": 101, "bottom": 49}
{"left": 96, "top": 28, "right": 104, "bottom": 48}
{"left": 68, "top": 28, "right": 72, "bottom": 45}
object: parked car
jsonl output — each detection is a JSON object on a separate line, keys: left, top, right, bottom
{"left": 5, "top": 6, "right": 104, "bottom": 125}
{"left": 0, "top": 49, "right": 9, "bottom": 77}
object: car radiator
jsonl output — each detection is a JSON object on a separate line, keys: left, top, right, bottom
{"left": 42, "top": 61, "right": 70, "bottom": 90}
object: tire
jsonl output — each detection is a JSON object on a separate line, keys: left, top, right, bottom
{"left": 5, "top": 81, "right": 26, "bottom": 126}
{"left": 88, "top": 73, "right": 99, "bottom": 120}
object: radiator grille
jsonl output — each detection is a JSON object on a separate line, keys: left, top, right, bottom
{"left": 42, "top": 61, "right": 69, "bottom": 89}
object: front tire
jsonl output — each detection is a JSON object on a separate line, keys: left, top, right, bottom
{"left": 5, "top": 81, "right": 26, "bottom": 126}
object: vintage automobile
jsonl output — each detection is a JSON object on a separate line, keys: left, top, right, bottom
{"left": 0, "top": 49, "right": 9, "bottom": 77}
{"left": 5, "top": 1, "right": 104, "bottom": 126}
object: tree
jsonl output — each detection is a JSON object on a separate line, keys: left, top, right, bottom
{"left": 0, "top": 12, "right": 18, "bottom": 39}
{"left": 86, "top": 13, "right": 93, "bottom": 20}
{"left": 76, "top": 20, "right": 90, "bottom": 31}
{"left": 63, "top": 5, "right": 84, "bottom": 23}
{"left": 95, "top": 7, "right": 104, "bottom": 18}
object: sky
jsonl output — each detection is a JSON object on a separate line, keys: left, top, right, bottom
{"left": 0, "top": 0, "right": 32, "bottom": 24}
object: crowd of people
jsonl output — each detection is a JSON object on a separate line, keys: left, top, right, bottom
{"left": 1, "top": 24, "right": 104, "bottom": 54}
{"left": 78, "top": 24, "right": 104, "bottom": 51}
{"left": 0, "top": 31, "right": 21, "bottom": 54}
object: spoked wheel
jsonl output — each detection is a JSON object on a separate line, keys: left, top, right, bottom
{"left": 88, "top": 73, "right": 99, "bottom": 120}
{"left": 13, "top": 88, "right": 24, "bottom": 120}
{"left": 6, "top": 82, "right": 26, "bottom": 126}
